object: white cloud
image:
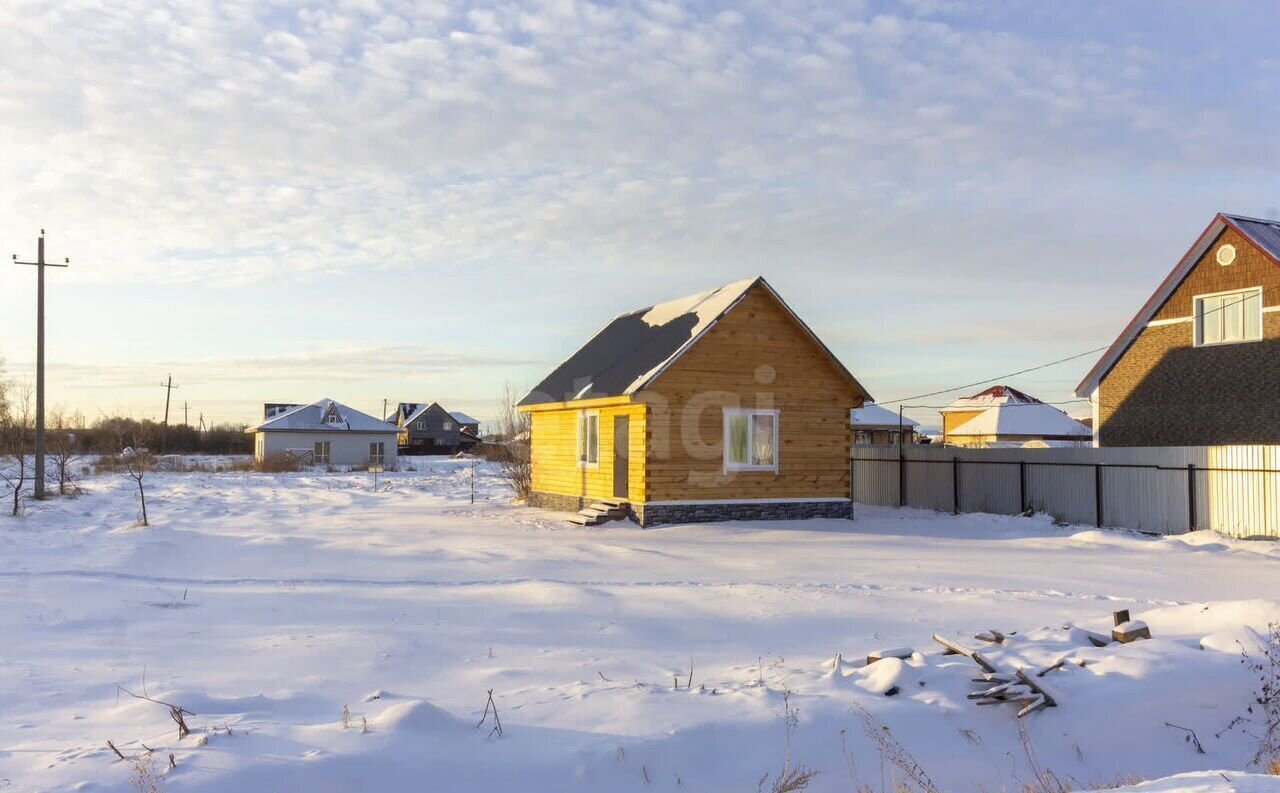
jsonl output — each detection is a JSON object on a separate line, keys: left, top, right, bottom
{"left": 1, "top": 0, "right": 1277, "bottom": 421}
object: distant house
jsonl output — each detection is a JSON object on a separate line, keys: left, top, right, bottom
{"left": 1077, "top": 212, "right": 1280, "bottom": 447}
{"left": 518, "top": 276, "right": 871, "bottom": 527}
{"left": 940, "top": 386, "right": 1090, "bottom": 448}
{"left": 450, "top": 412, "right": 481, "bottom": 435}
{"left": 851, "top": 403, "right": 920, "bottom": 444}
{"left": 247, "top": 399, "right": 398, "bottom": 467}
{"left": 390, "top": 402, "right": 465, "bottom": 454}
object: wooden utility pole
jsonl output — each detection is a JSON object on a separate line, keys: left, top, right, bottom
{"left": 13, "top": 231, "right": 70, "bottom": 500}
{"left": 183, "top": 401, "right": 189, "bottom": 427}
{"left": 160, "top": 374, "right": 179, "bottom": 451}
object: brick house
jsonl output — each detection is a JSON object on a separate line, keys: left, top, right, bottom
{"left": 1076, "top": 212, "right": 1280, "bottom": 446}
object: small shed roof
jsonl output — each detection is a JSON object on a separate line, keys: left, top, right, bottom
{"left": 851, "top": 403, "right": 920, "bottom": 428}
{"left": 250, "top": 399, "right": 398, "bottom": 433}
{"left": 450, "top": 411, "right": 480, "bottom": 425}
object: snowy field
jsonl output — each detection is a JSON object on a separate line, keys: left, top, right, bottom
{"left": 2, "top": 459, "right": 1279, "bottom": 792}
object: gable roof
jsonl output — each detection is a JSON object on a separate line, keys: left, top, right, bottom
{"left": 250, "top": 398, "right": 399, "bottom": 433}
{"left": 396, "top": 401, "right": 452, "bottom": 427}
{"left": 851, "top": 403, "right": 920, "bottom": 428}
{"left": 519, "top": 276, "right": 869, "bottom": 406}
{"left": 948, "top": 403, "right": 1091, "bottom": 438}
{"left": 1076, "top": 212, "right": 1280, "bottom": 397}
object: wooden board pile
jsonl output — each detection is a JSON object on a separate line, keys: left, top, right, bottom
{"left": 936, "top": 609, "right": 1151, "bottom": 719}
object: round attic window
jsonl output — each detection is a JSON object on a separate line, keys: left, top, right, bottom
{"left": 1216, "top": 244, "right": 1237, "bottom": 266}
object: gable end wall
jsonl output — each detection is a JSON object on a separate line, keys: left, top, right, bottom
{"left": 1099, "top": 226, "right": 1280, "bottom": 446}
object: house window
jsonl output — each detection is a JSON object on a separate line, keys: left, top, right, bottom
{"left": 326, "top": 412, "right": 343, "bottom": 425}
{"left": 577, "top": 412, "right": 599, "bottom": 467}
{"left": 369, "top": 442, "right": 385, "bottom": 465}
{"left": 854, "top": 431, "right": 870, "bottom": 445}
{"left": 724, "top": 409, "right": 779, "bottom": 472}
{"left": 443, "top": 421, "right": 453, "bottom": 431}
{"left": 1195, "top": 288, "right": 1262, "bottom": 346}
{"left": 889, "top": 431, "right": 901, "bottom": 445}
{"left": 314, "top": 441, "right": 331, "bottom": 465}
{"left": 415, "top": 421, "right": 424, "bottom": 430}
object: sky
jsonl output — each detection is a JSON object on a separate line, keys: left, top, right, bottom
{"left": 2, "top": 0, "right": 1278, "bottom": 430}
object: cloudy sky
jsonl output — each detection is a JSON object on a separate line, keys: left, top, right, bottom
{"left": 2, "top": 0, "right": 1277, "bottom": 429}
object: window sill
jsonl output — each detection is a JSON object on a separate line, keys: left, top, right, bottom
{"left": 725, "top": 464, "right": 779, "bottom": 474}
{"left": 1194, "top": 337, "right": 1264, "bottom": 348}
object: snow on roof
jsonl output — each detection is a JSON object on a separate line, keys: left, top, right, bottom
{"left": 250, "top": 399, "right": 399, "bottom": 433}
{"left": 449, "top": 411, "right": 480, "bottom": 425}
{"left": 520, "top": 277, "right": 869, "bottom": 406}
{"left": 520, "top": 278, "right": 759, "bottom": 405}
{"left": 947, "top": 402, "right": 1091, "bottom": 438}
{"left": 851, "top": 403, "right": 920, "bottom": 428}
{"left": 943, "top": 385, "right": 1041, "bottom": 411}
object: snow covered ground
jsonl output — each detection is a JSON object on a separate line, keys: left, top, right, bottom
{"left": 2, "top": 459, "right": 1279, "bottom": 792}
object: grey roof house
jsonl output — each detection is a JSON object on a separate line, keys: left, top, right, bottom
{"left": 247, "top": 399, "right": 398, "bottom": 467}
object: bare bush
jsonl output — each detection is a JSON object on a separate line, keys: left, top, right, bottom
{"left": 254, "top": 454, "right": 303, "bottom": 473}
{"left": 48, "top": 408, "right": 82, "bottom": 496}
{"left": 1238, "top": 622, "right": 1280, "bottom": 767}
{"left": 1, "top": 384, "right": 33, "bottom": 517}
{"left": 124, "top": 448, "right": 154, "bottom": 526}
{"left": 493, "top": 383, "right": 531, "bottom": 501}
{"left": 758, "top": 691, "right": 818, "bottom": 793}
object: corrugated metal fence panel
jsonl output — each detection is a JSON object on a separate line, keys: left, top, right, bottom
{"left": 850, "top": 444, "right": 1280, "bottom": 537}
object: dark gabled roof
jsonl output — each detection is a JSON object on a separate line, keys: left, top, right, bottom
{"left": 1076, "top": 212, "right": 1280, "bottom": 397}
{"left": 520, "top": 276, "right": 870, "bottom": 406}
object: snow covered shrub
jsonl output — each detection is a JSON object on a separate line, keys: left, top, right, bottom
{"left": 492, "top": 383, "right": 531, "bottom": 501}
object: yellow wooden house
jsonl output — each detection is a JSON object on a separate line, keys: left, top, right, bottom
{"left": 518, "top": 277, "right": 870, "bottom": 526}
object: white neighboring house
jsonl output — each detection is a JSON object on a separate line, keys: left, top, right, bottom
{"left": 850, "top": 403, "right": 921, "bottom": 444}
{"left": 247, "top": 399, "right": 400, "bottom": 468}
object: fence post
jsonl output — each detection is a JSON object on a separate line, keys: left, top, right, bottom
{"left": 1018, "top": 461, "right": 1027, "bottom": 515}
{"left": 898, "top": 448, "right": 905, "bottom": 508}
{"left": 952, "top": 457, "right": 960, "bottom": 515}
{"left": 1094, "top": 463, "right": 1104, "bottom": 528}
{"left": 1187, "top": 463, "right": 1196, "bottom": 532}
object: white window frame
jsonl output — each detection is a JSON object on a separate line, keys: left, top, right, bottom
{"left": 325, "top": 412, "right": 343, "bottom": 425}
{"left": 415, "top": 421, "right": 424, "bottom": 430}
{"left": 443, "top": 421, "right": 454, "bottom": 431}
{"left": 314, "top": 441, "right": 331, "bottom": 465}
{"left": 854, "top": 430, "right": 870, "bottom": 445}
{"left": 577, "top": 410, "right": 600, "bottom": 469}
{"left": 369, "top": 441, "right": 385, "bottom": 465}
{"left": 1193, "top": 287, "right": 1263, "bottom": 347}
{"left": 722, "top": 408, "right": 780, "bottom": 473}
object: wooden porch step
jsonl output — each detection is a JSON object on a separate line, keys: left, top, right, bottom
{"left": 567, "top": 513, "right": 606, "bottom": 526}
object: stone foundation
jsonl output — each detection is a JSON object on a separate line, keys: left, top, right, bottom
{"left": 529, "top": 492, "right": 853, "bottom": 527}
{"left": 528, "top": 491, "right": 594, "bottom": 513}
{"left": 633, "top": 500, "right": 852, "bottom": 527}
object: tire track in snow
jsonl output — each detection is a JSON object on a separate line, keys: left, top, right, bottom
{"left": 0, "top": 569, "right": 1187, "bottom": 606}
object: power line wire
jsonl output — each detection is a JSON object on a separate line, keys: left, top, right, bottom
{"left": 876, "top": 283, "right": 1275, "bottom": 407}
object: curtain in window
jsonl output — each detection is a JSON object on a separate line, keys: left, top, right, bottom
{"left": 728, "top": 414, "right": 750, "bottom": 464}
{"left": 587, "top": 416, "right": 599, "bottom": 464}
{"left": 751, "top": 414, "right": 775, "bottom": 466}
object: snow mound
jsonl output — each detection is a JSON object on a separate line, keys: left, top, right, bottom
{"left": 375, "top": 699, "right": 462, "bottom": 732}
{"left": 1106, "top": 771, "right": 1280, "bottom": 792}
{"left": 855, "top": 656, "right": 920, "bottom": 695}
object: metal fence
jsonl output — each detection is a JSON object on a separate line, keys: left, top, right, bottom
{"left": 851, "top": 444, "right": 1280, "bottom": 537}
